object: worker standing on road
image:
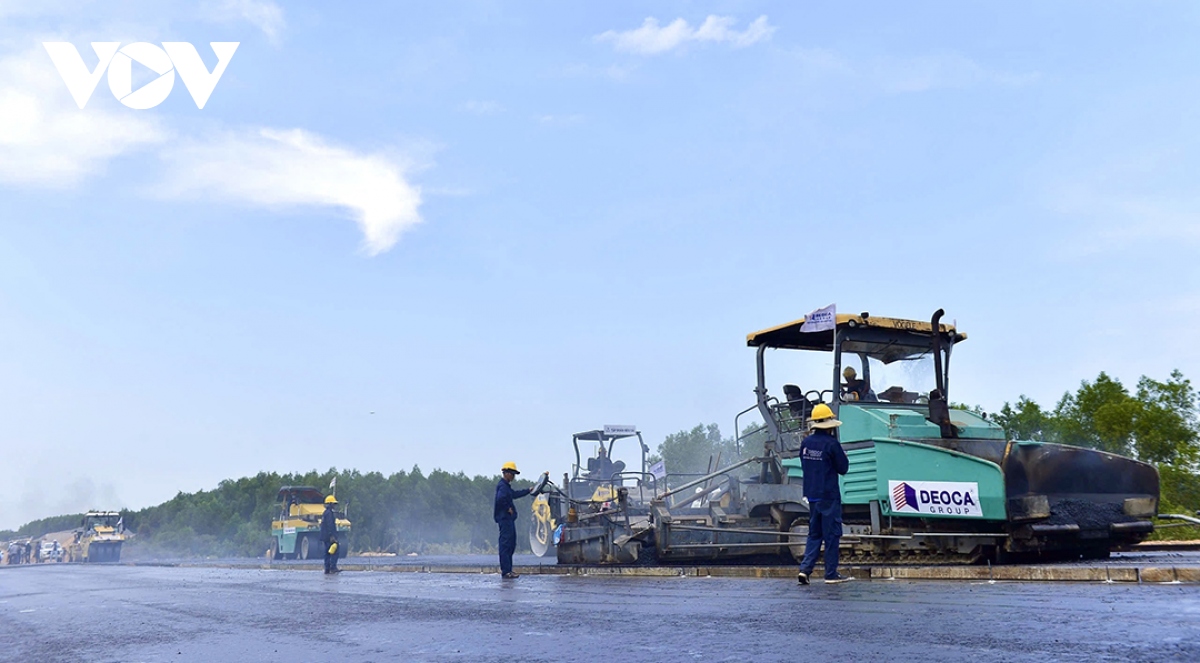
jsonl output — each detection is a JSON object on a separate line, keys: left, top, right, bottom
{"left": 796, "top": 404, "right": 852, "bottom": 585}
{"left": 494, "top": 462, "right": 546, "bottom": 579}
{"left": 320, "top": 495, "right": 340, "bottom": 575}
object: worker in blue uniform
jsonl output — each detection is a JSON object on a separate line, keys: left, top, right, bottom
{"left": 796, "top": 403, "right": 853, "bottom": 585}
{"left": 320, "top": 495, "right": 340, "bottom": 574}
{"left": 494, "top": 462, "right": 547, "bottom": 579}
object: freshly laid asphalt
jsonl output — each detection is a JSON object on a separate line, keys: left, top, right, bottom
{"left": 2, "top": 558, "right": 1199, "bottom": 662}
{"left": 136, "top": 549, "right": 1200, "bottom": 583}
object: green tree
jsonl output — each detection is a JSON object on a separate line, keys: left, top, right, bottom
{"left": 992, "top": 396, "right": 1050, "bottom": 441}
{"left": 991, "top": 370, "right": 1200, "bottom": 539}
{"left": 1051, "top": 372, "right": 1137, "bottom": 455}
{"left": 649, "top": 424, "right": 739, "bottom": 477}
{"left": 1133, "top": 370, "right": 1199, "bottom": 465}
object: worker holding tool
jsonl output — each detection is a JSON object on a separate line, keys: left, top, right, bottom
{"left": 320, "top": 495, "right": 340, "bottom": 575}
{"left": 494, "top": 462, "right": 547, "bottom": 579}
{"left": 796, "top": 404, "right": 852, "bottom": 585}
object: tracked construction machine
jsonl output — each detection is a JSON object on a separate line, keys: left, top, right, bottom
{"left": 529, "top": 425, "right": 652, "bottom": 559}
{"left": 64, "top": 511, "right": 126, "bottom": 563}
{"left": 552, "top": 308, "right": 1160, "bottom": 565}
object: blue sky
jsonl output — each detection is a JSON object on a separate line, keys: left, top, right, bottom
{"left": 2, "top": 1, "right": 1198, "bottom": 529}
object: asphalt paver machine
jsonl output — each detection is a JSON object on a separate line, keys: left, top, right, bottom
{"left": 551, "top": 308, "right": 1161, "bottom": 565}
{"left": 529, "top": 425, "right": 655, "bottom": 561}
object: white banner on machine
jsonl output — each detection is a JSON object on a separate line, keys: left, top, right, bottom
{"left": 603, "top": 424, "right": 637, "bottom": 436}
{"left": 799, "top": 303, "right": 836, "bottom": 332}
{"left": 888, "top": 480, "right": 983, "bottom": 517}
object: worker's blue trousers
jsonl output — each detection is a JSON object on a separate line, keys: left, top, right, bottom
{"left": 498, "top": 519, "right": 517, "bottom": 575}
{"left": 323, "top": 537, "right": 338, "bottom": 573}
{"left": 799, "top": 499, "right": 843, "bottom": 579}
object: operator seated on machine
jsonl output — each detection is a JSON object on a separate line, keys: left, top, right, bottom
{"left": 841, "top": 366, "right": 871, "bottom": 402}
{"left": 587, "top": 445, "right": 625, "bottom": 481}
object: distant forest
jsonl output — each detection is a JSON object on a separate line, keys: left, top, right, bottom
{"left": 4, "top": 369, "right": 1199, "bottom": 554}
{"left": 5, "top": 468, "right": 538, "bottom": 557}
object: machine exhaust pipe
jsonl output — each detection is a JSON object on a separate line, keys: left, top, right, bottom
{"left": 928, "top": 309, "right": 957, "bottom": 438}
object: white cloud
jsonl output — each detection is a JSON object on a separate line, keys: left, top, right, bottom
{"left": 158, "top": 128, "right": 423, "bottom": 255}
{"left": 0, "top": 5, "right": 421, "bottom": 255}
{"left": 596, "top": 15, "right": 775, "bottom": 55}
{"left": 209, "top": 0, "right": 286, "bottom": 44}
{"left": 0, "top": 46, "right": 167, "bottom": 186}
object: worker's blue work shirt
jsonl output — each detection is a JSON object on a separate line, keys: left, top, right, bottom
{"left": 320, "top": 507, "right": 338, "bottom": 541}
{"left": 799, "top": 430, "right": 850, "bottom": 502}
{"left": 494, "top": 479, "right": 532, "bottom": 523}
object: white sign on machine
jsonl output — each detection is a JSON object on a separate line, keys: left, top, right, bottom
{"left": 799, "top": 303, "right": 836, "bottom": 332}
{"left": 888, "top": 480, "right": 983, "bottom": 518}
{"left": 603, "top": 424, "right": 637, "bottom": 436}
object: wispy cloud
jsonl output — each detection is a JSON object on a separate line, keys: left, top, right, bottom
{"left": 536, "top": 113, "right": 584, "bottom": 126}
{"left": 460, "top": 99, "right": 504, "bottom": 115}
{"left": 596, "top": 15, "right": 775, "bottom": 55}
{"left": 874, "top": 52, "right": 1040, "bottom": 93}
{"left": 0, "top": 0, "right": 89, "bottom": 20}
{"left": 158, "top": 128, "right": 423, "bottom": 255}
{"left": 560, "top": 62, "right": 639, "bottom": 82}
{"left": 0, "top": 5, "right": 422, "bottom": 256}
{"left": 208, "top": 0, "right": 286, "bottom": 44}
{"left": 1044, "top": 148, "right": 1200, "bottom": 257}
{"left": 0, "top": 46, "right": 167, "bottom": 186}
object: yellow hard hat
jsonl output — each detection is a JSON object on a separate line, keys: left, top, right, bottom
{"left": 809, "top": 403, "right": 842, "bottom": 429}
{"left": 501, "top": 461, "right": 520, "bottom": 474}
{"left": 843, "top": 367, "right": 857, "bottom": 379}
{"left": 324, "top": 495, "right": 337, "bottom": 504}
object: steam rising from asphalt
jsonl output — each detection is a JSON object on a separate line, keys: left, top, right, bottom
{"left": 7, "top": 475, "right": 122, "bottom": 532}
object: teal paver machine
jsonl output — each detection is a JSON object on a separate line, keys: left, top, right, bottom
{"left": 554, "top": 308, "right": 1159, "bottom": 565}
{"left": 758, "top": 308, "right": 1159, "bottom": 563}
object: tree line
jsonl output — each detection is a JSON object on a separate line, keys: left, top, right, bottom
{"left": 990, "top": 369, "right": 1200, "bottom": 521}
{"left": 2, "top": 468, "right": 538, "bottom": 557}
{"left": 4, "top": 368, "right": 1198, "bottom": 551}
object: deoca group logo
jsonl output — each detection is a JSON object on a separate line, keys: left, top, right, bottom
{"left": 888, "top": 480, "right": 983, "bottom": 518}
{"left": 43, "top": 41, "right": 239, "bottom": 109}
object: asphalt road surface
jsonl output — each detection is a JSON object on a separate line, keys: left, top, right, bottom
{"left": 2, "top": 563, "right": 1198, "bottom": 662}
{"left": 127, "top": 549, "right": 1200, "bottom": 568}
